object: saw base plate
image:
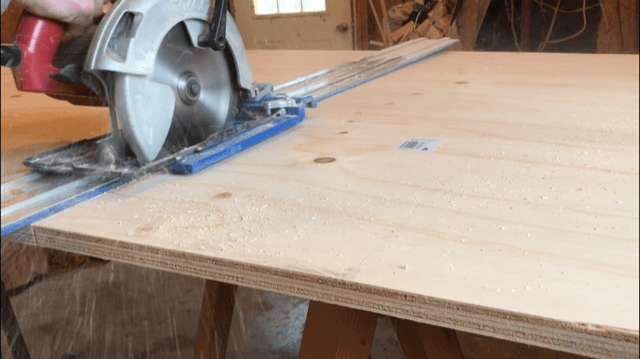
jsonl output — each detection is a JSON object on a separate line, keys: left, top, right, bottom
{"left": 23, "top": 96, "right": 316, "bottom": 177}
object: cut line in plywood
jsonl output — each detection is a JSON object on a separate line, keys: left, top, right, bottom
{"left": 24, "top": 50, "right": 639, "bottom": 359}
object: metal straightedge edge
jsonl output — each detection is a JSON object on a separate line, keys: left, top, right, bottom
{"left": 172, "top": 97, "right": 315, "bottom": 173}
{"left": 274, "top": 37, "right": 438, "bottom": 92}
{"left": 275, "top": 37, "right": 459, "bottom": 101}
{"left": 1, "top": 177, "right": 131, "bottom": 237}
{"left": 172, "top": 111, "right": 305, "bottom": 173}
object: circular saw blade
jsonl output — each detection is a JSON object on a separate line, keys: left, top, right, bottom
{"left": 114, "top": 22, "right": 238, "bottom": 164}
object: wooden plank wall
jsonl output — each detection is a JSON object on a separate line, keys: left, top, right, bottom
{"left": 455, "top": 0, "right": 491, "bottom": 50}
{"left": 353, "top": 0, "right": 491, "bottom": 50}
{"left": 367, "top": 0, "right": 405, "bottom": 47}
{"left": 598, "top": 0, "right": 639, "bottom": 53}
{"left": 353, "top": 0, "right": 638, "bottom": 53}
{"left": 1, "top": 2, "right": 23, "bottom": 44}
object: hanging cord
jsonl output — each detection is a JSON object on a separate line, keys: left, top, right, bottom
{"left": 538, "top": 0, "right": 587, "bottom": 51}
{"left": 503, "top": 0, "right": 594, "bottom": 52}
{"left": 537, "top": 0, "right": 562, "bottom": 50}
{"left": 504, "top": 0, "right": 523, "bottom": 51}
{"left": 534, "top": 0, "right": 599, "bottom": 13}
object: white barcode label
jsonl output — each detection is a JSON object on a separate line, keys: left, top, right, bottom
{"left": 395, "top": 138, "right": 442, "bottom": 152}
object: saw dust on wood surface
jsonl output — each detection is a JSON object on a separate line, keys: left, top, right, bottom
{"left": 29, "top": 51, "right": 639, "bottom": 358}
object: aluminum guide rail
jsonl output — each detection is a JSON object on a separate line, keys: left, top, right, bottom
{"left": 1, "top": 172, "right": 126, "bottom": 237}
{"left": 275, "top": 38, "right": 458, "bottom": 101}
{"left": 1, "top": 38, "right": 459, "bottom": 237}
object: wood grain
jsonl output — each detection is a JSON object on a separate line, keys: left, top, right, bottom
{"left": 11, "top": 50, "right": 639, "bottom": 358}
{"left": 456, "top": 331, "right": 591, "bottom": 359}
{"left": 298, "top": 301, "right": 377, "bottom": 359}
{"left": 193, "top": 280, "right": 237, "bottom": 359}
{"left": 393, "top": 318, "right": 464, "bottom": 359}
{"left": 0, "top": 68, "right": 110, "bottom": 154}
{"left": 0, "top": 66, "right": 110, "bottom": 179}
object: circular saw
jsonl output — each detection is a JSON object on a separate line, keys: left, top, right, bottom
{"left": 4, "top": 0, "right": 266, "bottom": 174}
{"left": 85, "top": 0, "right": 256, "bottom": 166}
{"left": 5, "top": 0, "right": 314, "bottom": 177}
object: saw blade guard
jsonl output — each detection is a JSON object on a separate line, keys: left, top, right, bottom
{"left": 84, "top": 0, "right": 252, "bottom": 91}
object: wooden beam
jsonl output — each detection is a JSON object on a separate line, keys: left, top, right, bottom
{"left": 456, "top": 0, "right": 492, "bottom": 50}
{"left": 521, "top": 0, "right": 532, "bottom": 51}
{"left": 379, "top": 0, "right": 393, "bottom": 45}
{"left": 367, "top": 0, "right": 388, "bottom": 47}
{"left": 193, "top": 280, "right": 237, "bottom": 359}
{"left": 456, "top": 331, "right": 592, "bottom": 359}
{"left": 1, "top": 2, "right": 23, "bottom": 44}
{"left": 477, "top": 0, "right": 492, "bottom": 33}
{"left": 598, "top": 0, "right": 623, "bottom": 53}
{"left": 457, "top": 0, "right": 477, "bottom": 50}
{"left": 298, "top": 301, "right": 377, "bottom": 359}
{"left": 391, "top": 21, "right": 415, "bottom": 42}
{"left": 0, "top": 241, "right": 49, "bottom": 290}
{"left": 354, "top": 0, "right": 369, "bottom": 50}
{"left": 1, "top": 278, "right": 31, "bottom": 359}
{"left": 393, "top": 318, "right": 465, "bottom": 359}
{"left": 619, "top": 0, "right": 638, "bottom": 53}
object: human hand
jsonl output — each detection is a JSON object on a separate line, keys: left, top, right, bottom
{"left": 14, "top": 0, "right": 113, "bottom": 41}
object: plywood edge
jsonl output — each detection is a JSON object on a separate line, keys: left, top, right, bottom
{"left": 32, "top": 226, "right": 639, "bottom": 359}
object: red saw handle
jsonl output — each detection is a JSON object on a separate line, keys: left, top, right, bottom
{"left": 12, "top": 14, "right": 64, "bottom": 93}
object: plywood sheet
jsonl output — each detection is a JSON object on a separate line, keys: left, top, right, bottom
{"left": 23, "top": 51, "right": 640, "bottom": 358}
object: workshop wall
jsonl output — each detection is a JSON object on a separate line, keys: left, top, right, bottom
{"left": 3, "top": 0, "right": 636, "bottom": 53}
{"left": 357, "top": 0, "right": 638, "bottom": 53}
{"left": 229, "top": 0, "right": 638, "bottom": 53}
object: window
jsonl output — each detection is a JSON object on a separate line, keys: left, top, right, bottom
{"left": 253, "top": 0, "right": 326, "bottom": 15}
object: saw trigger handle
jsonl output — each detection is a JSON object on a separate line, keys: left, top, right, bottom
{"left": 198, "top": 0, "right": 227, "bottom": 51}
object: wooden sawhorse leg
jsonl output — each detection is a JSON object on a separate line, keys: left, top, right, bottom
{"left": 192, "top": 285, "right": 464, "bottom": 359}
{"left": 298, "top": 301, "right": 377, "bottom": 359}
{"left": 193, "top": 280, "right": 237, "bottom": 359}
{"left": 393, "top": 318, "right": 464, "bottom": 359}
{"left": 0, "top": 277, "right": 31, "bottom": 359}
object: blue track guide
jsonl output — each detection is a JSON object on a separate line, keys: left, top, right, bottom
{"left": 173, "top": 96, "right": 317, "bottom": 174}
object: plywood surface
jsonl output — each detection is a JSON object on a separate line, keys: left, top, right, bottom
{"left": 16, "top": 51, "right": 640, "bottom": 358}
{"left": 1, "top": 67, "right": 110, "bottom": 177}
